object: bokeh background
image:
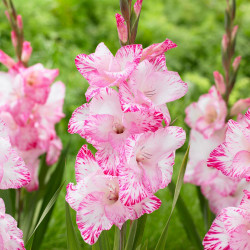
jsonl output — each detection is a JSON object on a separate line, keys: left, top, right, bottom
{"left": 0, "top": 0, "right": 250, "bottom": 249}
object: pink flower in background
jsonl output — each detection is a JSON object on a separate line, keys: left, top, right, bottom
{"left": 115, "top": 14, "right": 127, "bottom": 44}
{"left": 203, "top": 190, "right": 250, "bottom": 249}
{"left": 0, "top": 120, "right": 30, "bottom": 189}
{"left": 185, "top": 129, "right": 237, "bottom": 197}
{"left": 69, "top": 88, "right": 163, "bottom": 175}
{"left": 202, "top": 179, "right": 249, "bottom": 214}
{"left": 0, "top": 198, "right": 25, "bottom": 250}
{"left": 75, "top": 43, "right": 143, "bottom": 101}
{"left": 208, "top": 109, "right": 250, "bottom": 182}
{"left": 185, "top": 86, "right": 227, "bottom": 138}
{"left": 66, "top": 145, "right": 161, "bottom": 245}
{"left": 0, "top": 40, "right": 65, "bottom": 191}
{"left": 119, "top": 126, "right": 186, "bottom": 206}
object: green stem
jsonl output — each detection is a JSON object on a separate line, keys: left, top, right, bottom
{"left": 119, "top": 222, "right": 127, "bottom": 250}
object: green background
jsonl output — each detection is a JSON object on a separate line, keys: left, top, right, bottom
{"left": 0, "top": 0, "right": 250, "bottom": 249}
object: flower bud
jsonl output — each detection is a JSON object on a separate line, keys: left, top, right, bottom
{"left": 134, "top": 0, "right": 143, "bottom": 17}
{"left": 21, "top": 41, "right": 32, "bottom": 63}
{"left": 17, "top": 15, "right": 23, "bottom": 30}
{"left": 232, "top": 56, "right": 241, "bottom": 72}
{"left": 115, "top": 13, "right": 128, "bottom": 44}
{"left": 0, "top": 50, "right": 16, "bottom": 69}
{"left": 222, "top": 34, "right": 228, "bottom": 52}
{"left": 213, "top": 71, "right": 226, "bottom": 95}
{"left": 11, "top": 31, "right": 17, "bottom": 48}
{"left": 230, "top": 98, "right": 250, "bottom": 116}
{"left": 232, "top": 25, "right": 238, "bottom": 40}
{"left": 5, "top": 10, "right": 10, "bottom": 22}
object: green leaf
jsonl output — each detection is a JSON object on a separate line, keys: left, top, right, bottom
{"left": 0, "top": 189, "right": 16, "bottom": 217}
{"left": 98, "top": 230, "right": 111, "bottom": 250}
{"left": 131, "top": 214, "right": 147, "bottom": 250}
{"left": 168, "top": 182, "right": 203, "bottom": 249}
{"left": 196, "top": 187, "right": 215, "bottom": 232}
{"left": 30, "top": 142, "right": 70, "bottom": 249}
{"left": 65, "top": 201, "right": 81, "bottom": 250}
{"left": 155, "top": 146, "right": 190, "bottom": 250}
{"left": 25, "top": 181, "right": 65, "bottom": 249}
{"left": 113, "top": 226, "right": 120, "bottom": 250}
{"left": 125, "top": 220, "right": 137, "bottom": 250}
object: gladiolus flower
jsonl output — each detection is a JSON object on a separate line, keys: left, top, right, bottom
{"left": 66, "top": 145, "right": 161, "bottom": 245}
{"left": 208, "top": 109, "right": 250, "bottom": 182}
{"left": 185, "top": 86, "right": 227, "bottom": 138}
{"left": 203, "top": 190, "right": 250, "bottom": 249}
{"left": 0, "top": 198, "right": 25, "bottom": 249}
{"left": 0, "top": 119, "right": 30, "bottom": 189}
{"left": 75, "top": 43, "right": 143, "bottom": 101}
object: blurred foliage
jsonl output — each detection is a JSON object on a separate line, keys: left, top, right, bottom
{"left": 0, "top": 0, "right": 250, "bottom": 249}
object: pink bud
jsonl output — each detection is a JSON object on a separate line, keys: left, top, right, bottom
{"left": 115, "top": 13, "right": 128, "bottom": 43}
{"left": 11, "top": 31, "right": 17, "bottom": 48}
{"left": 141, "top": 38, "right": 177, "bottom": 61}
{"left": 17, "top": 15, "right": 23, "bottom": 30}
{"left": 0, "top": 50, "right": 16, "bottom": 69}
{"left": 134, "top": 0, "right": 143, "bottom": 17}
{"left": 213, "top": 71, "right": 226, "bottom": 95}
{"left": 21, "top": 41, "right": 33, "bottom": 63}
{"left": 222, "top": 34, "right": 228, "bottom": 52}
{"left": 230, "top": 98, "right": 250, "bottom": 116}
{"left": 232, "top": 25, "right": 238, "bottom": 40}
{"left": 5, "top": 11, "right": 10, "bottom": 22}
{"left": 232, "top": 56, "right": 241, "bottom": 71}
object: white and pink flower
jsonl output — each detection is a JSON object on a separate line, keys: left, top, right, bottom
{"left": 66, "top": 145, "right": 161, "bottom": 245}
{"left": 0, "top": 119, "right": 30, "bottom": 189}
{"left": 119, "top": 57, "right": 187, "bottom": 124}
{"left": 208, "top": 109, "right": 250, "bottom": 182}
{"left": 118, "top": 126, "right": 186, "bottom": 206}
{"left": 203, "top": 190, "right": 250, "bottom": 249}
{"left": 0, "top": 198, "right": 25, "bottom": 250}
{"left": 75, "top": 43, "right": 143, "bottom": 101}
{"left": 185, "top": 86, "right": 227, "bottom": 138}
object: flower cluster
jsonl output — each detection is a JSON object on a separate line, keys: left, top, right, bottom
{"left": 185, "top": 85, "right": 250, "bottom": 214}
{"left": 66, "top": 40, "right": 187, "bottom": 244}
{"left": 0, "top": 14, "right": 65, "bottom": 191}
{"left": 0, "top": 120, "right": 29, "bottom": 249}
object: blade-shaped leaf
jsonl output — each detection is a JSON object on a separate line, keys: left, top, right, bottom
{"left": 0, "top": 189, "right": 16, "bottom": 217}
{"left": 65, "top": 201, "right": 81, "bottom": 250}
{"left": 25, "top": 181, "right": 65, "bottom": 249}
{"left": 131, "top": 214, "right": 147, "bottom": 250}
{"left": 155, "top": 146, "right": 190, "bottom": 250}
{"left": 196, "top": 186, "right": 215, "bottom": 232}
{"left": 168, "top": 182, "right": 203, "bottom": 249}
{"left": 30, "top": 141, "right": 70, "bottom": 249}
{"left": 125, "top": 220, "right": 137, "bottom": 250}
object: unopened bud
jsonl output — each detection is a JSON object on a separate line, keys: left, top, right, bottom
{"left": 141, "top": 38, "right": 177, "bottom": 61}
{"left": 11, "top": 31, "right": 17, "bottom": 48}
{"left": 232, "top": 56, "right": 241, "bottom": 71}
{"left": 232, "top": 25, "right": 238, "bottom": 40}
{"left": 134, "top": 0, "right": 143, "bottom": 17}
{"left": 21, "top": 41, "right": 32, "bottom": 63}
{"left": 17, "top": 15, "right": 23, "bottom": 30}
{"left": 115, "top": 13, "right": 128, "bottom": 44}
{"left": 230, "top": 98, "right": 250, "bottom": 116}
{"left": 0, "top": 50, "right": 16, "bottom": 69}
{"left": 213, "top": 71, "right": 226, "bottom": 95}
{"left": 5, "top": 11, "right": 10, "bottom": 22}
{"left": 222, "top": 34, "right": 229, "bottom": 52}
